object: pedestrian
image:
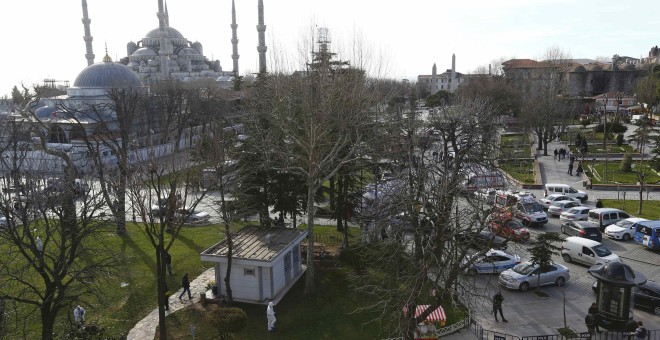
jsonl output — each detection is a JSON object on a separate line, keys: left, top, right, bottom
{"left": 164, "top": 251, "right": 172, "bottom": 276}
{"left": 163, "top": 283, "right": 171, "bottom": 311}
{"left": 585, "top": 313, "right": 596, "bottom": 337}
{"left": 74, "top": 305, "right": 86, "bottom": 325}
{"left": 635, "top": 321, "right": 647, "bottom": 339}
{"left": 576, "top": 162, "right": 583, "bottom": 176}
{"left": 588, "top": 303, "right": 600, "bottom": 333}
{"left": 554, "top": 149, "right": 558, "bottom": 159}
{"left": 36, "top": 236, "right": 43, "bottom": 253}
{"left": 278, "top": 212, "right": 284, "bottom": 228}
{"left": 570, "top": 155, "right": 576, "bottom": 163}
{"left": 596, "top": 199, "right": 603, "bottom": 208}
{"left": 267, "top": 301, "right": 277, "bottom": 332}
{"left": 492, "top": 290, "right": 507, "bottom": 322}
{"left": 179, "top": 273, "right": 192, "bottom": 301}
{"left": 568, "top": 162, "right": 574, "bottom": 176}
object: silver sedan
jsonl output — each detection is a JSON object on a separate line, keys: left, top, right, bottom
{"left": 499, "top": 261, "right": 570, "bottom": 292}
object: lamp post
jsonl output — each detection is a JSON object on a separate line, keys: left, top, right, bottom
{"left": 602, "top": 93, "right": 609, "bottom": 183}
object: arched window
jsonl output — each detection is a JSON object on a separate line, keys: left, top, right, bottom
{"left": 48, "top": 125, "right": 67, "bottom": 143}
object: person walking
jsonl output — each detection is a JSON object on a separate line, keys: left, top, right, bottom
{"left": 267, "top": 301, "right": 277, "bottom": 332}
{"left": 554, "top": 149, "right": 558, "bottom": 159}
{"left": 588, "top": 303, "right": 600, "bottom": 333}
{"left": 576, "top": 162, "right": 583, "bottom": 176}
{"left": 635, "top": 321, "right": 647, "bottom": 339}
{"left": 568, "top": 162, "right": 574, "bottom": 176}
{"left": 492, "top": 290, "right": 507, "bottom": 322}
{"left": 179, "top": 273, "right": 192, "bottom": 301}
{"left": 164, "top": 251, "right": 172, "bottom": 276}
{"left": 74, "top": 305, "right": 86, "bottom": 325}
{"left": 585, "top": 313, "right": 597, "bottom": 337}
{"left": 163, "top": 283, "right": 171, "bottom": 311}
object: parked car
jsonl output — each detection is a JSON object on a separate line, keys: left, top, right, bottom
{"left": 538, "top": 194, "right": 581, "bottom": 209}
{"left": 588, "top": 208, "right": 631, "bottom": 231}
{"left": 561, "top": 237, "right": 621, "bottom": 266}
{"left": 559, "top": 206, "right": 591, "bottom": 221}
{"left": 499, "top": 261, "right": 570, "bottom": 292}
{"left": 548, "top": 200, "right": 581, "bottom": 217}
{"left": 454, "top": 230, "right": 508, "bottom": 250}
{"left": 592, "top": 280, "right": 660, "bottom": 316}
{"left": 604, "top": 217, "right": 649, "bottom": 241}
{"left": 544, "top": 183, "right": 588, "bottom": 202}
{"left": 493, "top": 190, "right": 547, "bottom": 227}
{"left": 634, "top": 220, "right": 660, "bottom": 250}
{"left": 176, "top": 209, "right": 211, "bottom": 224}
{"left": 560, "top": 220, "right": 602, "bottom": 242}
{"left": 489, "top": 218, "right": 531, "bottom": 242}
{"left": 474, "top": 188, "right": 497, "bottom": 205}
{"left": 464, "top": 249, "right": 521, "bottom": 275}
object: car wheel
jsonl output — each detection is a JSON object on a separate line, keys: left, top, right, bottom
{"left": 654, "top": 306, "right": 660, "bottom": 316}
{"left": 468, "top": 268, "right": 478, "bottom": 276}
{"left": 519, "top": 282, "right": 530, "bottom": 292}
{"left": 556, "top": 277, "right": 565, "bottom": 287}
{"left": 560, "top": 226, "right": 565, "bottom": 234}
{"left": 562, "top": 254, "right": 572, "bottom": 263}
{"left": 622, "top": 234, "right": 630, "bottom": 241}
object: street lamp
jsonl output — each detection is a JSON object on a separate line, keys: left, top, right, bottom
{"left": 602, "top": 93, "right": 609, "bottom": 183}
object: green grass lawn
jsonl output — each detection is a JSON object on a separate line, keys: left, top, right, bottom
{"left": 587, "top": 162, "right": 660, "bottom": 184}
{"left": 570, "top": 144, "right": 635, "bottom": 155}
{"left": 600, "top": 199, "right": 660, "bottom": 220}
{"left": 499, "top": 160, "right": 535, "bottom": 183}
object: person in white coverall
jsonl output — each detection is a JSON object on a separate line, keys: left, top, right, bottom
{"left": 267, "top": 302, "right": 276, "bottom": 331}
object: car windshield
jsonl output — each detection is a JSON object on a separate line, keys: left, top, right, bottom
{"left": 592, "top": 245, "right": 612, "bottom": 257}
{"left": 615, "top": 220, "right": 634, "bottom": 228}
{"left": 512, "top": 262, "right": 537, "bottom": 275}
{"left": 566, "top": 208, "right": 581, "bottom": 214}
{"left": 506, "top": 220, "right": 525, "bottom": 229}
{"left": 522, "top": 202, "right": 543, "bottom": 212}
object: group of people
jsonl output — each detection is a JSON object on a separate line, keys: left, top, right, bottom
{"left": 553, "top": 148, "right": 568, "bottom": 160}
{"left": 585, "top": 302, "right": 648, "bottom": 339}
{"left": 567, "top": 154, "right": 583, "bottom": 176}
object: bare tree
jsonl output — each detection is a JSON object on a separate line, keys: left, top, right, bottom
{"left": 244, "top": 32, "right": 381, "bottom": 295}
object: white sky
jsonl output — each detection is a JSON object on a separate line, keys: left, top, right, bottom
{"left": 0, "top": 0, "right": 658, "bottom": 97}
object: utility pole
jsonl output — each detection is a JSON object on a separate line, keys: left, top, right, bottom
{"left": 603, "top": 93, "right": 609, "bottom": 183}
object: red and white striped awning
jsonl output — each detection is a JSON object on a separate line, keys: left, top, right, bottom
{"left": 403, "top": 304, "right": 446, "bottom": 322}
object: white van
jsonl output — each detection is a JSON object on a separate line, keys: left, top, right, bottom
{"left": 544, "top": 183, "right": 588, "bottom": 202}
{"left": 587, "top": 208, "right": 631, "bottom": 231}
{"left": 561, "top": 237, "right": 621, "bottom": 266}
{"left": 631, "top": 114, "right": 644, "bottom": 124}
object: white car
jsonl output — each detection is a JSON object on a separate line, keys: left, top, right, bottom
{"left": 464, "top": 249, "right": 521, "bottom": 275}
{"left": 499, "top": 261, "right": 570, "bottom": 292}
{"left": 559, "top": 206, "right": 591, "bottom": 221}
{"left": 604, "top": 217, "right": 649, "bottom": 241}
{"left": 177, "top": 209, "right": 211, "bottom": 224}
{"left": 538, "top": 194, "right": 581, "bottom": 209}
{"left": 548, "top": 200, "right": 581, "bottom": 217}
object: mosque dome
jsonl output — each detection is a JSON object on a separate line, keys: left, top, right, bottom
{"left": 588, "top": 64, "right": 602, "bottom": 72}
{"left": 73, "top": 60, "right": 141, "bottom": 89}
{"left": 570, "top": 65, "right": 586, "bottom": 73}
{"left": 145, "top": 26, "right": 184, "bottom": 39}
{"left": 35, "top": 105, "right": 58, "bottom": 120}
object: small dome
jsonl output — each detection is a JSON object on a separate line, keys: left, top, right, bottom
{"left": 587, "top": 64, "right": 602, "bottom": 72}
{"left": 132, "top": 47, "right": 157, "bottom": 56}
{"left": 145, "top": 27, "right": 184, "bottom": 39}
{"left": 35, "top": 105, "right": 57, "bottom": 120}
{"left": 621, "top": 63, "right": 636, "bottom": 71}
{"left": 571, "top": 65, "right": 586, "bottom": 73}
{"left": 127, "top": 41, "right": 137, "bottom": 49}
{"left": 73, "top": 61, "right": 141, "bottom": 89}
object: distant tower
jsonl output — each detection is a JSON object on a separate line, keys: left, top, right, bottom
{"left": 257, "top": 0, "right": 267, "bottom": 74}
{"left": 431, "top": 63, "right": 438, "bottom": 94}
{"left": 81, "top": 0, "right": 95, "bottom": 66}
{"left": 451, "top": 54, "right": 456, "bottom": 74}
{"left": 157, "top": 0, "right": 171, "bottom": 78}
{"left": 231, "top": 0, "right": 240, "bottom": 75}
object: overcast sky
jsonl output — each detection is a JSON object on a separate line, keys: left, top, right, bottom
{"left": 0, "top": 0, "right": 658, "bottom": 97}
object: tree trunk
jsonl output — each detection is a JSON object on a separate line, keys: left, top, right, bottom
{"left": 224, "top": 221, "right": 234, "bottom": 304}
{"left": 117, "top": 167, "right": 127, "bottom": 235}
{"left": 40, "top": 305, "right": 55, "bottom": 340}
{"left": 157, "top": 247, "right": 167, "bottom": 340}
{"left": 336, "top": 175, "right": 343, "bottom": 232}
{"left": 639, "top": 184, "right": 643, "bottom": 215}
{"left": 304, "top": 181, "right": 316, "bottom": 296}
{"left": 329, "top": 176, "right": 336, "bottom": 212}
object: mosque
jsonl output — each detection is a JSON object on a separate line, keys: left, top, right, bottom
{"left": 0, "top": 0, "right": 268, "bottom": 174}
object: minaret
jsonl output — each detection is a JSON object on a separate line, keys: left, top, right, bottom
{"left": 451, "top": 54, "right": 456, "bottom": 74}
{"left": 431, "top": 63, "right": 437, "bottom": 94}
{"left": 157, "top": 0, "right": 171, "bottom": 78}
{"left": 81, "top": 0, "right": 95, "bottom": 66}
{"left": 257, "top": 0, "right": 267, "bottom": 74}
{"left": 231, "top": 0, "right": 240, "bottom": 76}
{"left": 164, "top": 0, "right": 170, "bottom": 26}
